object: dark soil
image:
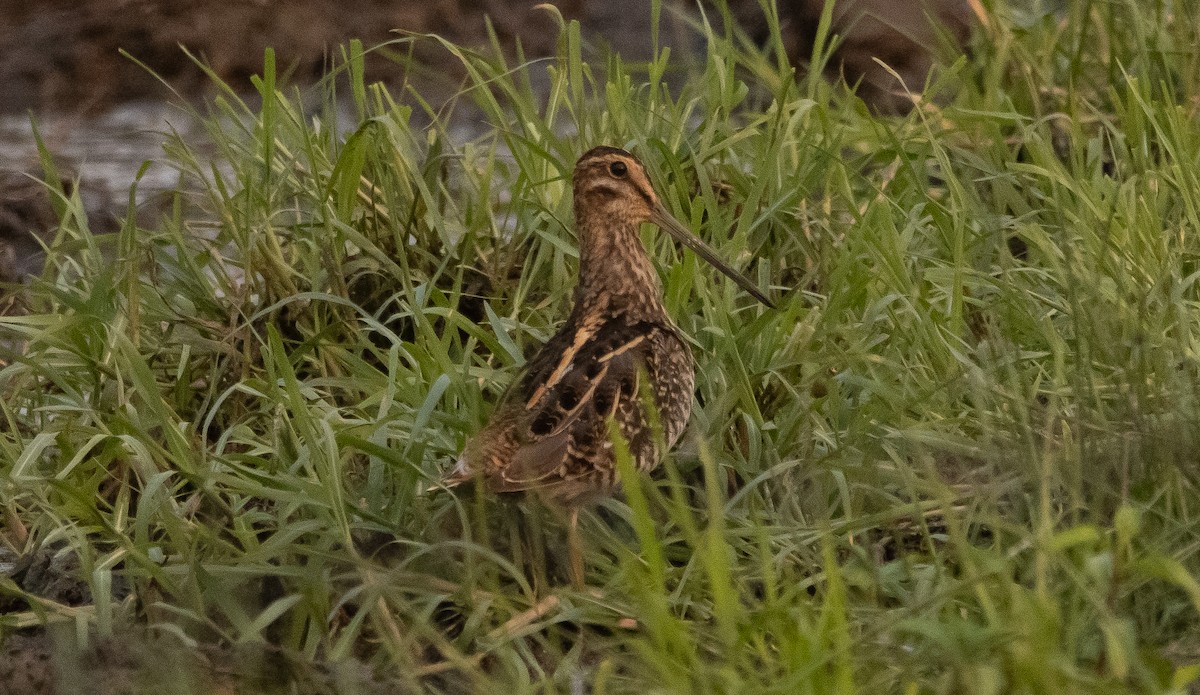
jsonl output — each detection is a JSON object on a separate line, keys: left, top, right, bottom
{"left": 0, "top": 0, "right": 973, "bottom": 115}
{"left": 0, "top": 625, "right": 400, "bottom": 695}
{"left": 0, "top": 0, "right": 579, "bottom": 115}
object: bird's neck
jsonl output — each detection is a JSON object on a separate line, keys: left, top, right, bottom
{"left": 573, "top": 208, "right": 668, "bottom": 321}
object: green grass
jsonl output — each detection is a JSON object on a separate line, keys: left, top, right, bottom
{"left": 4, "top": 0, "right": 1200, "bottom": 692}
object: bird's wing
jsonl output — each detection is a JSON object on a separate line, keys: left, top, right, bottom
{"left": 481, "top": 319, "right": 653, "bottom": 491}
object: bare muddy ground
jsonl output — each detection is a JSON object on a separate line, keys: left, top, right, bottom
{"left": 0, "top": 0, "right": 973, "bottom": 115}
{"left": 0, "top": 626, "right": 399, "bottom": 695}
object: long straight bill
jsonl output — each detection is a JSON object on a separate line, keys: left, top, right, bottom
{"left": 650, "top": 203, "right": 774, "bottom": 308}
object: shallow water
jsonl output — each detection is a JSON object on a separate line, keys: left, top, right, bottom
{"left": 0, "top": 101, "right": 206, "bottom": 208}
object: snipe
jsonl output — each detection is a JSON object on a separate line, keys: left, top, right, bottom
{"left": 445, "top": 146, "right": 773, "bottom": 586}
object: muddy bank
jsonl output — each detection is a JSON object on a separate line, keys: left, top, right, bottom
{"left": 0, "top": 626, "right": 396, "bottom": 695}
{"left": 0, "top": 0, "right": 973, "bottom": 115}
{"left": 0, "top": 0, "right": 620, "bottom": 115}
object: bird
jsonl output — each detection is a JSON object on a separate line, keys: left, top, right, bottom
{"left": 443, "top": 145, "right": 773, "bottom": 587}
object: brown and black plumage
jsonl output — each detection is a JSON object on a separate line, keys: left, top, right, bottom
{"left": 446, "top": 145, "right": 772, "bottom": 586}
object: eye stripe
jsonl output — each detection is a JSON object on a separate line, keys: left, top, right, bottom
{"left": 585, "top": 179, "right": 625, "bottom": 197}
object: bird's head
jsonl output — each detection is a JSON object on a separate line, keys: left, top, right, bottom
{"left": 571, "top": 145, "right": 774, "bottom": 308}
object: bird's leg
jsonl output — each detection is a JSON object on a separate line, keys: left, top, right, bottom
{"left": 525, "top": 503, "right": 549, "bottom": 596}
{"left": 568, "top": 507, "right": 584, "bottom": 589}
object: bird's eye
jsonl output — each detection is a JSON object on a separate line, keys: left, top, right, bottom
{"left": 609, "top": 161, "right": 627, "bottom": 177}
